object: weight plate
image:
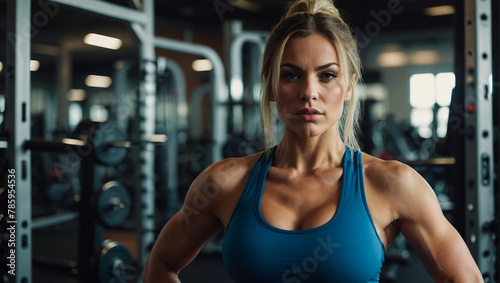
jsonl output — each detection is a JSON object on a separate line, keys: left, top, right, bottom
{"left": 91, "top": 121, "right": 128, "bottom": 166}
{"left": 46, "top": 182, "right": 67, "bottom": 202}
{"left": 96, "top": 240, "right": 134, "bottom": 283}
{"left": 95, "top": 181, "right": 131, "bottom": 227}
{"left": 72, "top": 120, "right": 127, "bottom": 166}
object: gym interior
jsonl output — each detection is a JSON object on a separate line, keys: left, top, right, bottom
{"left": 0, "top": 0, "right": 499, "bottom": 282}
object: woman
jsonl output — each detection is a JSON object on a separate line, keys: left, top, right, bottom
{"left": 143, "top": 0, "right": 483, "bottom": 282}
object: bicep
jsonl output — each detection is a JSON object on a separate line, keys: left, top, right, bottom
{"left": 396, "top": 168, "right": 481, "bottom": 281}
{"left": 144, "top": 169, "right": 225, "bottom": 279}
{"left": 149, "top": 207, "right": 222, "bottom": 274}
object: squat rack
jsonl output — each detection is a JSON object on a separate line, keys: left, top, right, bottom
{"left": 5, "top": 0, "right": 157, "bottom": 282}
{"left": 463, "top": 0, "right": 496, "bottom": 281}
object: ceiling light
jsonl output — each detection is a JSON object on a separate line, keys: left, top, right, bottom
{"left": 409, "top": 50, "right": 440, "bottom": 65}
{"left": 192, "top": 59, "right": 213, "bottom": 72}
{"left": 424, "top": 5, "right": 455, "bottom": 17}
{"left": 85, "top": 75, "right": 112, "bottom": 88}
{"left": 0, "top": 62, "right": 3, "bottom": 72}
{"left": 67, "top": 89, "right": 86, "bottom": 101}
{"left": 30, "top": 60, "right": 40, "bottom": 71}
{"left": 84, "top": 33, "right": 122, "bottom": 50}
{"left": 228, "top": 0, "right": 261, "bottom": 12}
{"left": 377, "top": 51, "right": 407, "bottom": 68}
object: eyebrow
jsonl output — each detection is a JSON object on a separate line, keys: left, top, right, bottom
{"left": 280, "top": 62, "right": 340, "bottom": 71}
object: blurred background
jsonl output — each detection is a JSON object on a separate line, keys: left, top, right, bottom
{"left": 0, "top": 0, "right": 499, "bottom": 282}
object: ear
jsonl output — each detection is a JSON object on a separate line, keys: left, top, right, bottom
{"left": 344, "top": 74, "right": 358, "bottom": 102}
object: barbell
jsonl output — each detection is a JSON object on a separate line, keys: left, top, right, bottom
{"left": 24, "top": 119, "right": 166, "bottom": 166}
{"left": 91, "top": 239, "right": 136, "bottom": 283}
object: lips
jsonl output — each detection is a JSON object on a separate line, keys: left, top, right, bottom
{"left": 296, "top": 108, "right": 322, "bottom": 115}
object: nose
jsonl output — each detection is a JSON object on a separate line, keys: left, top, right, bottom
{"left": 300, "top": 76, "right": 318, "bottom": 102}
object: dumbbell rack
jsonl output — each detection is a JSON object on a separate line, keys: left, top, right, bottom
{"left": 3, "top": 1, "right": 157, "bottom": 283}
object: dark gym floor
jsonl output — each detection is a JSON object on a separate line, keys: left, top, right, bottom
{"left": 32, "top": 221, "right": 432, "bottom": 283}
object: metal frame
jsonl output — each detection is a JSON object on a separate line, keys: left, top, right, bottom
{"left": 464, "top": 0, "right": 495, "bottom": 280}
{"left": 49, "top": 0, "right": 157, "bottom": 275}
{"left": 155, "top": 37, "right": 228, "bottom": 163}
{"left": 188, "top": 84, "right": 212, "bottom": 139}
{"left": 224, "top": 20, "right": 267, "bottom": 138}
{"left": 49, "top": 0, "right": 149, "bottom": 25}
{"left": 5, "top": 1, "right": 32, "bottom": 282}
{"left": 6, "top": 0, "right": 157, "bottom": 281}
{"left": 228, "top": 28, "right": 266, "bottom": 103}
{"left": 157, "top": 57, "right": 186, "bottom": 218}
{"left": 129, "top": 0, "right": 157, "bottom": 274}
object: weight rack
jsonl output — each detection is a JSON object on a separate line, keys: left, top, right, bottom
{"left": 4, "top": 1, "right": 157, "bottom": 282}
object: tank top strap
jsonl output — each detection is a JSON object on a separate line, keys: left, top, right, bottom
{"left": 227, "top": 147, "right": 276, "bottom": 225}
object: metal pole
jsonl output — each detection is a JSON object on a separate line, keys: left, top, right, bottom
{"left": 5, "top": 1, "right": 32, "bottom": 282}
{"left": 113, "top": 61, "right": 134, "bottom": 133}
{"left": 229, "top": 32, "right": 266, "bottom": 103}
{"left": 157, "top": 58, "right": 188, "bottom": 130}
{"left": 188, "top": 84, "right": 211, "bottom": 139}
{"left": 155, "top": 37, "right": 228, "bottom": 163}
{"left": 130, "top": 0, "right": 157, "bottom": 275}
{"left": 49, "top": 0, "right": 149, "bottom": 24}
{"left": 157, "top": 57, "right": 185, "bottom": 219}
{"left": 464, "top": 0, "right": 495, "bottom": 280}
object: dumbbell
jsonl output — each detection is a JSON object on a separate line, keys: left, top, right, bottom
{"left": 91, "top": 239, "right": 136, "bottom": 283}
{"left": 24, "top": 119, "right": 166, "bottom": 166}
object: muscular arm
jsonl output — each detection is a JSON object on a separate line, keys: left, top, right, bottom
{"left": 143, "top": 161, "right": 229, "bottom": 282}
{"left": 389, "top": 163, "right": 483, "bottom": 282}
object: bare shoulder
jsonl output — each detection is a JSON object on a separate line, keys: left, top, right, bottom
{"left": 197, "top": 152, "right": 262, "bottom": 189}
{"left": 361, "top": 153, "right": 421, "bottom": 192}
{"left": 361, "top": 152, "right": 439, "bottom": 219}
{"left": 185, "top": 152, "right": 263, "bottom": 211}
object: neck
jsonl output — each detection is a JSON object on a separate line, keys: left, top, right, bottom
{"left": 274, "top": 129, "right": 345, "bottom": 172}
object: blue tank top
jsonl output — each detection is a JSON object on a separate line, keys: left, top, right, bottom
{"left": 222, "top": 147, "right": 385, "bottom": 283}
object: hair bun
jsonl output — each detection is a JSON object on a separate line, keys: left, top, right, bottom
{"left": 286, "top": 0, "right": 340, "bottom": 18}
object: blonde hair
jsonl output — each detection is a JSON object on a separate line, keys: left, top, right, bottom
{"left": 261, "top": 0, "right": 362, "bottom": 151}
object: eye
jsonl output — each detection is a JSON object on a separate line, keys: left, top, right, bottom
{"left": 282, "top": 72, "right": 299, "bottom": 82}
{"left": 320, "top": 72, "right": 337, "bottom": 82}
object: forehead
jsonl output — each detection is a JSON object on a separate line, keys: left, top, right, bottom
{"left": 281, "top": 34, "right": 339, "bottom": 64}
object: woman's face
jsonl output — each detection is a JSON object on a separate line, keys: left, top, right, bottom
{"left": 276, "top": 33, "right": 350, "bottom": 139}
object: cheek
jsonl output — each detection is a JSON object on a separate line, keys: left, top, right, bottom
{"left": 277, "top": 83, "right": 293, "bottom": 102}
{"left": 276, "top": 85, "right": 295, "bottom": 113}
{"left": 323, "top": 85, "right": 345, "bottom": 105}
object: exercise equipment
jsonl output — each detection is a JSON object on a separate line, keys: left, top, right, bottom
{"left": 72, "top": 120, "right": 128, "bottom": 166}
{"left": 25, "top": 120, "right": 127, "bottom": 166}
{"left": 91, "top": 240, "right": 136, "bottom": 283}
{"left": 24, "top": 120, "right": 166, "bottom": 166}
{"left": 93, "top": 181, "right": 131, "bottom": 228}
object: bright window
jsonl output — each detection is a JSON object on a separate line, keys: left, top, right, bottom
{"left": 410, "top": 73, "right": 436, "bottom": 108}
{"left": 410, "top": 72, "right": 455, "bottom": 138}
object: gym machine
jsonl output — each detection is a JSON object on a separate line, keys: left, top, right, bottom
{"left": 224, "top": 20, "right": 267, "bottom": 139}
{"left": 154, "top": 36, "right": 228, "bottom": 165}
{"left": 3, "top": 0, "right": 158, "bottom": 282}
{"left": 156, "top": 57, "right": 185, "bottom": 220}
{"left": 27, "top": 120, "right": 165, "bottom": 282}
